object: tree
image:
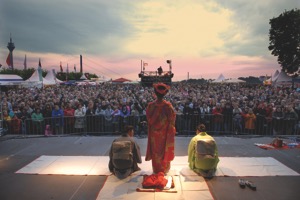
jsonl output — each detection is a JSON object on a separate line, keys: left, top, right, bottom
{"left": 0, "top": 68, "right": 98, "bottom": 81}
{"left": 268, "top": 8, "right": 300, "bottom": 75}
{"left": 0, "top": 67, "right": 47, "bottom": 80}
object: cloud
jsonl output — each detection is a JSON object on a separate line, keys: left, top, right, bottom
{"left": 121, "top": 1, "right": 232, "bottom": 58}
{"left": 0, "top": 0, "right": 135, "bottom": 55}
{"left": 210, "top": 0, "right": 300, "bottom": 57}
{"left": 0, "top": 0, "right": 298, "bottom": 80}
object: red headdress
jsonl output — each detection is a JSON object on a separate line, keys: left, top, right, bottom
{"left": 153, "top": 83, "right": 170, "bottom": 96}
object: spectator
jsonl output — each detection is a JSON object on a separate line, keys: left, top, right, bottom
{"left": 9, "top": 111, "right": 21, "bottom": 134}
{"left": 85, "top": 100, "right": 96, "bottom": 134}
{"left": 199, "top": 103, "right": 211, "bottom": 129}
{"left": 243, "top": 108, "right": 256, "bottom": 134}
{"left": 43, "top": 103, "right": 53, "bottom": 129}
{"left": 63, "top": 102, "right": 75, "bottom": 134}
{"left": 19, "top": 107, "right": 31, "bottom": 135}
{"left": 283, "top": 105, "right": 298, "bottom": 135}
{"left": 31, "top": 108, "right": 45, "bottom": 135}
{"left": 222, "top": 102, "right": 233, "bottom": 134}
{"left": 2, "top": 109, "right": 11, "bottom": 133}
{"left": 52, "top": 104, "right": 64, "bottom": 134}
{"left": 112, "top": 104, "right": 121, "bottom": 133}
{"left": 1, "top": 81, "right": 300, "bottom": 136}
{"left": 272, "top": 106, "right": 284, "bottom": 135}
{"left": 265, "top": 103, "right": 274, "bottom": 135}
{"left": 120, "top": 104, "right": 130, "bottom": 128}
{"left": 74, "top": 103, "right": 85, "bottom": 134}
{"left": 183, "top": 102, "right": 193, "bottom": 135}
{"left": 255, "top": 101, "right": 267, "bottom": 134}
{"left": 212, "top": 103, "right": 223, "bottom": 135}
{"left": 103, "top": 104, "right": 114, "bottom": 132}
{"left": 232, "top": 103, "right": 243, "bottom": 134}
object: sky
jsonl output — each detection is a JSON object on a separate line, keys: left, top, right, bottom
{"left": 0, "top": 0, "right": 299, "bottom": 81}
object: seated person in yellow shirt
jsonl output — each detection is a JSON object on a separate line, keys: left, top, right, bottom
{"left": 188, "top": 124, "right": 219, "bottom": 178}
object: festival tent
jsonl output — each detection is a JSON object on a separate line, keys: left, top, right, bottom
{"left": 25, "top": 70, "right": 43, "bottom": 83}
{"left": 79, "top": 74, "right": 87, "bottom": 80}
{"left": 0, "top": 74, "right": 24, "bottom": 86}
{"left": 112, "top": 77, "right": 132, "bottom": 83}
{"left": 24, "top": 67, "right": 51, "bottom": 87}
{"left": 272, "top": 71, "right": 292, "bottom": 85}
{"left": 224, "top": 78, "right": 246, "bottom": 83}
{"left": 212, "top": 74, "right": 226, "bottom": 83}
{"left": 76, "top": 81, "right": 97, "bottom": 86}
{"left": 90, "top": 76, "right": 109, "bottom": 83}
{"left": 272, "top": 70, "right": 280, "bottom": 80}
{"left": 264, "top": 70, "right": 280, "bottom": 85}
{"left": 44, "top": 69, "right": 63, "bottom": 84}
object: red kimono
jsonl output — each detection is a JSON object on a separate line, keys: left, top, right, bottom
{"left": 146, "top": 99, "right": 176, "bottom": 174}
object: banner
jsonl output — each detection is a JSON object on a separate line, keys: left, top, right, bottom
{"left": 6, "top": 52, "right": 11, "bottom": 66}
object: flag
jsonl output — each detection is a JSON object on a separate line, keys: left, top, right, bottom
{"left": 6, "top": 52, "right": 11, "bottom": 66}
{"left": 66, "top": 64, "right": 69, "bottom": 81}
{"left": 37, "top": 65, "right": 43, "bottom": 81}
{"left": 38, "top": 58, "right": 42, "bottom": 68}
{"left": 24, "top": 55, "right": 27, "bottom": 70}
{"left": 60, "top": 62, "right": 63, "bottom": 72}
{"left": 74, "top": 64, "right": 76, "bottom": 72}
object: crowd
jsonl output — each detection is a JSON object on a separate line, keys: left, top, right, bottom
{"left": 1, "top": 82, "right": 300, "bottom": 136}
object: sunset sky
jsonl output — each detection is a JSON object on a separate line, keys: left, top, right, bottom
{"left": 0, "top": 0, "right": 299, "bottom": 81}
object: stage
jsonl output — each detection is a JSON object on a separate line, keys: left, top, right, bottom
{"left": 0, "top": 135, "right": 299, "bottom": 200}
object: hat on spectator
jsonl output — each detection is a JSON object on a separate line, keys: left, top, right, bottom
{"left": 153, "top": 83, "right": 170, "bottom": 96}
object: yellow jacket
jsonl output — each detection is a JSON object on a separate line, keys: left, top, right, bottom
{"left": 188, "top": 132, "right": 219, "bottom": 172}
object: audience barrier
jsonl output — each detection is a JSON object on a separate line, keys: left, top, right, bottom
{"left": 2, "top": 114, "right": 299, "bottom": 136}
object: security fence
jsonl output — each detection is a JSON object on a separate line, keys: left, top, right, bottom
{"left": 2, "top": 114, "right": 300, "bottom": 136}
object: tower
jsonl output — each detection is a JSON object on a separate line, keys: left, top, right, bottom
{"left": 7, "top": 34, "right": 15, "bottom": 69}
{"left": 80, "top": 54, "right": 83, "bottom": 73}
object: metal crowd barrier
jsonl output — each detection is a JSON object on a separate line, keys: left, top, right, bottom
{"left": 2, "top": 114, "right": 299, "bottom": 136}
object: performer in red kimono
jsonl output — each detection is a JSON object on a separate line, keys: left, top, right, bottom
{"left": 146, "top": 83, "right": 176, "bottom": 174}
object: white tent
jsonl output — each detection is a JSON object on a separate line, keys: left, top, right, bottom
{"left": 44, "top": 69, "right": 63, "bottom": 85}
{"left": 80, "top": 74, "right": 87, "bottom": 80}
{"left": 90, "top": 76, "right": 109, "bottom": 83}
{"left": 0, "top": 74, "right": 24, "bottom": 86}
{"left": 273, "top": 71, "right": 292, "bottom": 85}
{"left": 24, "top": 67, "right": 49, "bottom": 87}
{"left": 212, "top": 74, "right": 226, "bottom": 83}
{"left": 26, "top": 69, "right": 42, "bottom": 82}
{"left": 272, "top": 70, "right": 280, "bottom": 80}
{"left": 264, "top": 70, "right": 280, "bottom": 85}
{"left": 224, "top": 78, "right": 246, "bottom": 83}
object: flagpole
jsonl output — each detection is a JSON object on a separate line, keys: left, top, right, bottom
{"left": 66, "top": 63, "right": 69, "bottom": 81}
{"left": 24, "top": 54, "right": 27, "bottom": 70}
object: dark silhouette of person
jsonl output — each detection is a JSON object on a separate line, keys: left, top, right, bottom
{"left": 157, "top": 66, "right": 163, "bottom": 75}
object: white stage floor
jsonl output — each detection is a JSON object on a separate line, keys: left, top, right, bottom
{"left": 16, "top": 156, "right": 299, "bottom": 176}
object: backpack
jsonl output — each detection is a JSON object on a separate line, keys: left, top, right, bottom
{"left": 112, "top": 140, "right": 133, "bottom": 169}
{"left": 195, "top": 139, "right": 216, "bottom": 160}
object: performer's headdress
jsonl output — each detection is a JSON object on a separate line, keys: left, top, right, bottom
{"left": 153, "top": 83, "right": 170, "bottom": 96}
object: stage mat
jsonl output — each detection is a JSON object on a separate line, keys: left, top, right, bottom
{"left": 16, "top": 156, "right": 299, "bottom": 176}
{"left": 96, "top": 174, "right": 213, "bottom": 200}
